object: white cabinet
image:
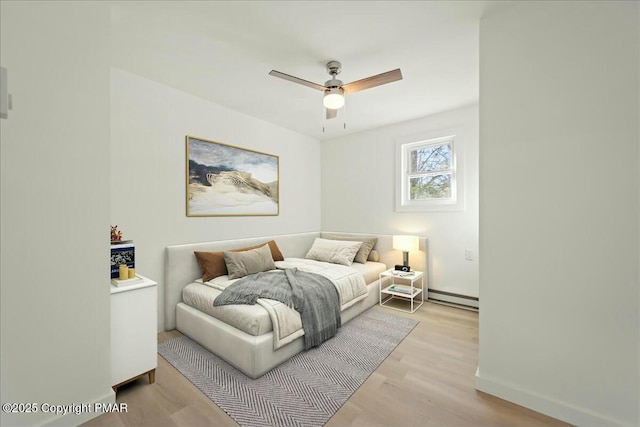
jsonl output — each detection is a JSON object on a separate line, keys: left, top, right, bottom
{"left": 110, "top": 275, "right": 157, "bottom": 391}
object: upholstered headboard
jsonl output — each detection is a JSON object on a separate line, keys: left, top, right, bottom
{"left": 164, "top": 231, "right": 428, "bottom": 330}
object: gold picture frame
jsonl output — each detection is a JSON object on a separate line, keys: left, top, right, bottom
{"left": 186, "top": 135, "right": 279, "bottom": 217}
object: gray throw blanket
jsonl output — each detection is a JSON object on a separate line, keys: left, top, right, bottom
{"left": 213, "top": 268, "right": 341, "bottom": 349}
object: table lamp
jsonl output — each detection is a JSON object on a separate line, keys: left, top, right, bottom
{"left": 393, "top": 235, "right": 419, "bottom": 272}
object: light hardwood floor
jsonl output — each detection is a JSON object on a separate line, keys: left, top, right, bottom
{"left": 83, "top": 302, "right": 572, "bottom": 427}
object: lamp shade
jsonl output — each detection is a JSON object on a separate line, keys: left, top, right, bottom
{"left": 323, "top": 87, "right": 345, "bottom": 109}
{"left": 393, "top": 235, "right": 419, "bottom": 252}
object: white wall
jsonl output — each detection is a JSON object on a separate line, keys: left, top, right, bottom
{"left": 0, "top": 3, "right": 114, "bottom": 427}
{"left": 321, "top": 104, "right": 479, "bottom": 299}
{"left": 477, "top": 2, "right": 639, "bottom": 426}
{"left": 110, "top": 69, "right": 322, "bottom": 332}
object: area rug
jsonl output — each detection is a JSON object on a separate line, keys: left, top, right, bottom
{"left": 158, "top": 308, "right": 418, "bottom": 427}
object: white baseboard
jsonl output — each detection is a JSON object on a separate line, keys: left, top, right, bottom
{"left": 475, "top": 368, "right": 630, "bottom": 427}
{"left": 427, "top": 290, "right": 479, "bottom": 310}
{"left": 40, "top": 389, "right": 116, "bottom": 427}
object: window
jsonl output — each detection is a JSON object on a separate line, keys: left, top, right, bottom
{"left": 396, "top": 133, "right": 464, "bottom": 212}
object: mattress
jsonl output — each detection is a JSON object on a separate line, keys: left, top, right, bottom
{"left": 346, "top": 260, "right": 387, "bottom": 284}
{"left": 182, "top": 283, "right": 271, "bottom": 336}
{"left": 181, "top": 259, "right": 387, "bottom": 337}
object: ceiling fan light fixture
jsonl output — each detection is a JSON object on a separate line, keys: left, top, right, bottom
{"left": 323, "top": 87, "right": 345, "bottom": 109}
{"left": 269, "top": 61, "right": 402, "bottom": 119}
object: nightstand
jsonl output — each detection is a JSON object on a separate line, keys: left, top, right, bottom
{"left": 110, "top": 275, "right": 157, "bottom": 391}
{"left": 379, "top": 269, "right": 424, "bottom": 313}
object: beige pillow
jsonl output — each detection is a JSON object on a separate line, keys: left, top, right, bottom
{"left": 305, "top": 238, "right": 362, "bottom": 266}
{"left": 194, "top": 240, "right": 284, "bottom": 282}
{"left": 223, "top": 244, "right": 276, "bottom": 279}
{"left": 321, "top": 233, "right": 377, "bottom": 264}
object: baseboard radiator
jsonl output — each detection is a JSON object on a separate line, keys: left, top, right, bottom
{"left": 427, "top": 289, "right": 479, "bottom": 311}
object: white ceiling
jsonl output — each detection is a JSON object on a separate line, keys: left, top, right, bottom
{"left": 111, "top": 1, "right": 497, "bottom": 140}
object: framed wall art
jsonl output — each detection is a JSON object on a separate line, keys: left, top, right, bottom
{"left": 186, "top": 135, "right": 279, "bottom": 216}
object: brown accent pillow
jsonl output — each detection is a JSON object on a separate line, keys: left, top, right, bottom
{"left": 194, "top": 240, "right": 284, "bottom": 282}
{"left": 194, "top": 251, "right": 226, "bottom": 282}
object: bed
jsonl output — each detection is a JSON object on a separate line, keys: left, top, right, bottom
{"left": 165, "top": 232, "right": 427, "bottom": 378}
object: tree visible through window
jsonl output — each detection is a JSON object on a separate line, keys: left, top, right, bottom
{"left": 408, "top": 138, "right": 453, "bottom": 200}
{"left": 396, "top": 133, "right": 463, "bottom": 212}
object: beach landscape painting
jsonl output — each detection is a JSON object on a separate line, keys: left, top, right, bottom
{"left": 186, "top": 136, "right": 279, "bottom": 216}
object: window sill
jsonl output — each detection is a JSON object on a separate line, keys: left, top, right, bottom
{"left": 395, "top": 201, "right": 465, "bottom": 213}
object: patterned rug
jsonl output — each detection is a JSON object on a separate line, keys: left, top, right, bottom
{"left": 158, "top": 308, "right": 418, "bottom": 427}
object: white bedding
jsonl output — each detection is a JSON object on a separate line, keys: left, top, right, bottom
{"left": 274, "top": 258, "right": 369, "bottom": 309}
{"left": 181, "top": 283, "right": 270, "bottom": 336}
{"left": 182, "top": 258, "right": 387, "bottom": 349}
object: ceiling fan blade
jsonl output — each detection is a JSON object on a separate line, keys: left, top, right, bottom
{"left": 326, "top": 108, "right": 337, "bottom": 120}
{"left": 268, "top": 70, "right": 326, "bottom": 91}
{"left": 342, "top": 69, "right": 403, "bottom": 94}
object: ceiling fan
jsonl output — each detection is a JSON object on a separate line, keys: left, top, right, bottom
{"left": 269, "top": 61, "right": 403, "bottom": 119}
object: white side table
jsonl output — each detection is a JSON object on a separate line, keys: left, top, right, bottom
{"left": 379, "top": 269, "right": 425, "bottom": 313}
{"left": 111, "top": 275, "right": 157, "bottom": 391}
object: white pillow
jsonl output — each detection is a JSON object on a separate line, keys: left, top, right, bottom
{"left": 304, "top": 238, "right": 363, "bottom": 266}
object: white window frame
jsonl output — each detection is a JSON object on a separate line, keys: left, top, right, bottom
{"left": 395, "top": 130, "right": 465, "bottom": 212}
